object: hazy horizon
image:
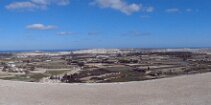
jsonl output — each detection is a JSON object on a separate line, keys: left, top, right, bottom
{"left": 1, "top": 47, "right": 211, "bottom": 53}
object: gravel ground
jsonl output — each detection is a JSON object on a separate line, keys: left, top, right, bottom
{"left": 0, "top": 73, "right": 211, "bottom": 105}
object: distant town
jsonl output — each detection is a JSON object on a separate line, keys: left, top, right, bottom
{"left": 0, "top": 48, "right": 211, "bottom": 83}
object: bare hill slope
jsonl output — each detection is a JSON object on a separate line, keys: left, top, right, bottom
{"left": 0, "top": 73, "right": 211, "bottom": 105}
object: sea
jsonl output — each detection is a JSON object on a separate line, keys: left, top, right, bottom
{"left": 0, "top": 49, "right": 80, "bottom": 53}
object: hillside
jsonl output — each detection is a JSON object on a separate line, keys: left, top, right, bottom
{"left": 0, "top": 73, "right": 211, "bottom": 105}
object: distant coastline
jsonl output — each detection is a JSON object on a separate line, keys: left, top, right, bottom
{"left": 1, "top": 47, "right": 211, "bottom": 53}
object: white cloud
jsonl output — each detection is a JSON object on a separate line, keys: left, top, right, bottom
{"left": 186, "top": 8, "right": 192, "bottom": 12}
{"left": 6, "top": 0, "right": 70, "bottom": 11}
{"left": 26, "top": 24, "right": 57, "bottom": 30}
{"left": 31, "top": 0, "right": 70, "bottom": 6}
{"left": 166, "top": 8, "right": 180, "bottom": 13}
{"left": 6, "top": 2, "right": 39, "bottom": 10}
{"left": 56, "top": 0, "right": 70, "bottom": 6}
{"left": 57, "top": 32, "right": 75, "bottom": 35}
{"left": 145, "top": 6, "right": 154, "bottom": 13}
{"left": 123, "top": 31, "right": 151, "bottom": 36}
{"left": 92, "top": 0, "right": 141, "bottom": 15}
{"left": 31, "top": 0, "right": 50, "bottom": 5}
{"left": 165, "top": 8, "right": 196, "bottom": 13}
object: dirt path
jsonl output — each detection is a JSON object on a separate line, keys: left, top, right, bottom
{"left": 0, "top": 73, "right": 211, "bottom": 105}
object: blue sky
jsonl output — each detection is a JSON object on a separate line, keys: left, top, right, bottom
{"left": 0, "top": 0, "right": 211, "bottom": 50}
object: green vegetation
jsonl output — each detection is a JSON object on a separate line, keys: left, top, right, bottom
{"left": 46, "top": 70, "right": 70, "bottom": 75}
{"left": 29, "top": 73, "right": 48, "bottom": 82}
{"left": 0, "top": 73, "right": 48, "bottom": 82}
{"left": 0, "top": 75, "right": 29, "bottom": 81}
{"left": 105, "top": 67, "right": 147, "bottom": 82}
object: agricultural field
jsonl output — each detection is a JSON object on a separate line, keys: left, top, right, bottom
{"left": 1, "top": 51, "right": 211, "bottom": 83}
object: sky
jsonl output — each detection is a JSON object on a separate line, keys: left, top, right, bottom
{"left": 0, "top": 0, "right": 211, "bottom": 50}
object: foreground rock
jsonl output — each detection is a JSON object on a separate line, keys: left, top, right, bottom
{"left": 0, "top": 73, "right": 211, "bottom": 105}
